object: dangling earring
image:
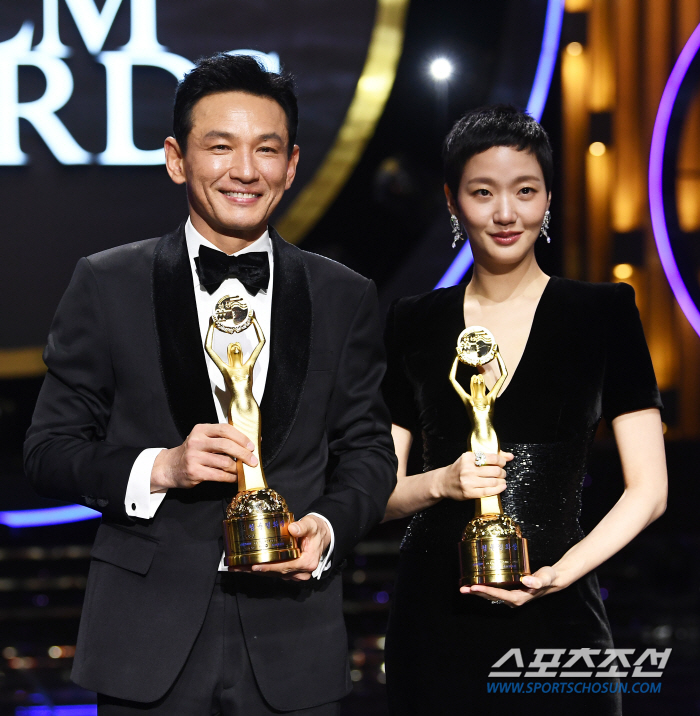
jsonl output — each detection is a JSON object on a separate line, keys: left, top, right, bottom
{"left": 450, "top": 214, "right": 464, "bottom": 249}
{"left": 540, "top": 210, "right": 551, "bottom": 244}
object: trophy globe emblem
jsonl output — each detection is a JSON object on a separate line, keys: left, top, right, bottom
{"left": 212, "top": 295, "right": 252, "bottom": 334}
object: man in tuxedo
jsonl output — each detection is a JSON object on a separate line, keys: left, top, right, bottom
{"left": 24, "top": 53, "right": 397, "bottom": 715}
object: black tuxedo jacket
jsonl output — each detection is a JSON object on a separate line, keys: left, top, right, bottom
{"left": 24, "top": 225, "right": 397, "bottom": 709}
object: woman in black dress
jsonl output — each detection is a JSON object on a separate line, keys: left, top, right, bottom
{"left": 381, "top": 106, "right": 667, "bottom": 715}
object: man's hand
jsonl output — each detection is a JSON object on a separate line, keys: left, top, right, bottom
{"left": 151, "top": 423, "right": 258, "bottom": 491}
{"left": 230, "top": 515, "right": 331, "bottom": 581}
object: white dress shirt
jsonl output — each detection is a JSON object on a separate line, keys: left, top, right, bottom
{"left": 124, "top": 218, "right": 334, "bottom": 576}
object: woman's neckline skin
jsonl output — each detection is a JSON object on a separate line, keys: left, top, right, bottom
{"left": 462, "top": 253, "right": 551, "bottom": 397}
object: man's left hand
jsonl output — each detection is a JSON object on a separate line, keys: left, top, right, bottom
{"left": 229, "top": 515, "right": 331, "bottom": 581}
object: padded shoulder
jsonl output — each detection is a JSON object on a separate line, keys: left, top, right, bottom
{"left": 85, "top": 237, "right": 161, "bottom": 275}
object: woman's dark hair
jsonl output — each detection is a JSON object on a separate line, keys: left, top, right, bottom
{"left": 443, "top": 105, "right": 553, "bottom": 197}
{"left": 173, "top": 53, "right": 298, "bottom": 156}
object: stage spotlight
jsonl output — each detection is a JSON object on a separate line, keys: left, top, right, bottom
{"left": 613, "top": 263, "right": 634, "bottom": 279}
{"left": 430, "top": 58, "right": 453, "bottom": 81}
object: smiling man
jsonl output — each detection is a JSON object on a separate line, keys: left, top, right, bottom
{"left": 24, "top": 54, "right": 397, "bottom": 715}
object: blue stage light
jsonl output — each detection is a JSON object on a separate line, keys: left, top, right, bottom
{"left": 526, "top": 0, "right": 566, "bottom": 122}
{"left": 434, "top": 242, "right": 474, "bottom": 289}
{"left": 0, "top": 505, "right": 99, "bottom": 528}
{"left": 15, "top": 706, "right": 97, "bottom": 715}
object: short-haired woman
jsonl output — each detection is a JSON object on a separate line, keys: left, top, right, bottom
{"left": 381, "top": 105, "right": 667, "bottom": 715}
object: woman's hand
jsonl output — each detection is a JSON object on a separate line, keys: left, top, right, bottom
{"left": 383, "top": 426, "right": 515, "bottom": 522}
{"left": 432, "top": 450, "right": 513, "bottom": 502}
{"left": 460, "top": 566, "right": 560, "bottom": 607}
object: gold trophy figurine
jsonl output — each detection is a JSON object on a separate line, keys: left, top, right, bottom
{"left": 205, "top": 295, "right": 300, "bottom": 566}
{"left": 450, "top": 326, "right": 530, "bottom": 588}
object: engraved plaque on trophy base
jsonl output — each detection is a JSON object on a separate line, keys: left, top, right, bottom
{"left": 458, "top": 513, "right": 530, "bottom": 588}
{"left": 223, "top": 488, "right": 301, "bottom": 566}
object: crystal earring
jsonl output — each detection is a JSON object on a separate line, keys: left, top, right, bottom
{"left": 450, "top": 214, "right": 464, "bottom": 249}
{"left": 540, "top": 210, "right": 551, "bottom": 244}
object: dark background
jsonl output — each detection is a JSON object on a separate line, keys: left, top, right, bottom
{"left": 0, "top": 0, "right": 376, "bottom": 348}
{"left": 1, "top": 0, "right": 697, "bottom": 714}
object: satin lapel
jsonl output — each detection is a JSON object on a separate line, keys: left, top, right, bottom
{"left": 152, "top": 223, "right": 218, "bottom": 440}
{"left": 260, "top": 227, "right": 312, "bottom": 466}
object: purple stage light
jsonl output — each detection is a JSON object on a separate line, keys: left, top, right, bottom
{"left": 649, "top": 22, "right": 700, "bottom": 338}
{"left": 434, "top": 0, "right": 565, "bottom": 289}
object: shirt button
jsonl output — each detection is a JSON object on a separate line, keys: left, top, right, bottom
{"left": 131, "top": 503, "right": 136, "bottom": 511}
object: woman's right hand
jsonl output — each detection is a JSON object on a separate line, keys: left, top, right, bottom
{"left": 432, "top": 451, "right": 513, "bottom": 501}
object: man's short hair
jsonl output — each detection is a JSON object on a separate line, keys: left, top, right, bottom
{"left": 173, "top": 53, "right": 298, "bottom": 156}
{"left": 443, "top": 105, "right": 553, "bottom": 197}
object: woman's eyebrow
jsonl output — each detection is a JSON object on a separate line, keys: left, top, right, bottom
{"left": 465, "top": 174, "right": 543, "bottom": 184}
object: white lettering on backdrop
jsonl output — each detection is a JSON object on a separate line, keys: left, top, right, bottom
{"left": 0, "top": 0, "right": 280, "bottom": 165}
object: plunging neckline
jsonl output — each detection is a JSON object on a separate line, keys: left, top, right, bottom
{"left": 458, "top": 275, "right": 554, "bottom": 399}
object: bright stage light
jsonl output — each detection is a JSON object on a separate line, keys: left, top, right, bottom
{"left": 430, "top": 58, "right": 453, "bottom": 81}
{"left": 613, "top": 263, "right": 634, "bottom": 280}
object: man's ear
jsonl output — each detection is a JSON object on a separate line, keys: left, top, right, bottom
{"left": 164, "top": 137, "right": 186, "bottom": 185}
{"left": 285, "top": 145, "right": 300, "bottom": 190}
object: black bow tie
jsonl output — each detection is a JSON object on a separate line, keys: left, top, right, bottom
{"left": 194, "top": 245, "right": 270, "bottom": 296}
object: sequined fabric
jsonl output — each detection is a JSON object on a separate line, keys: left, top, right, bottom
{"left": 401, "top": 426, "right": 596, "bottom": 569}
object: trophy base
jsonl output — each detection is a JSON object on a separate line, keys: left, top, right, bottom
{"left": 224, "top": 544, "right": 300, "bottom": 567}
{"left": 223, "top": 489, "right": 300, "bottom": 567}
{"left": 458, "top": 512, "right": 531, "bottom": 588}
{"left": 458, "top": 535, "right": 530, "bottom": 588}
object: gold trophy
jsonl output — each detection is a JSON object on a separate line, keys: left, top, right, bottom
{"left": 205, "top": 295, "right": 300, "bottom": 566}
{"left": 449, "top": 326, "right": 530, "bottom": 588}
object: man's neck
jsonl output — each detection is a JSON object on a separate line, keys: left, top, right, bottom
{"left": 189, "top": 213, "right": 266, "bottom": 255}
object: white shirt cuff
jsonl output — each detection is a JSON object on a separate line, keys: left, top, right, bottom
{"left": 125, "top": 448, "right": 167, "bottom": 519}
{"left": 307, "top": 512, "right": 335, "bottom": 580}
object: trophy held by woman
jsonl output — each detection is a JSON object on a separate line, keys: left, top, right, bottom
{"left": 450, "top": 326, "right": 531, "bottom": 588}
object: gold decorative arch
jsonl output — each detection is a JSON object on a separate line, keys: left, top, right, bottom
{"left": 276, "top": 0, "right": 409, "bottom": 242}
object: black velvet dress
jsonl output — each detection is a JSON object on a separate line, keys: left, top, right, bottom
{"left": 382, "top": 277, "right": 662, "bottom": 715}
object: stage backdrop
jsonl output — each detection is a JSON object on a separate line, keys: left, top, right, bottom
{"left": 0, "top": 0, "right": 407, "bottom": 357}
